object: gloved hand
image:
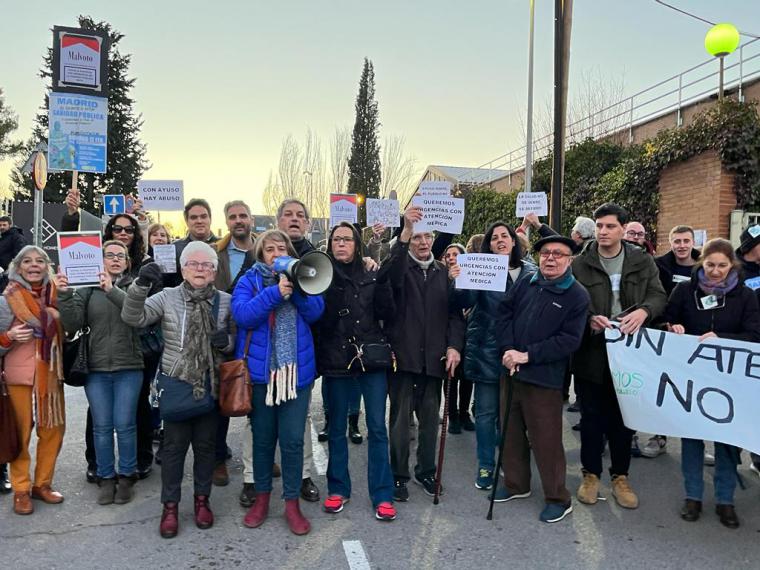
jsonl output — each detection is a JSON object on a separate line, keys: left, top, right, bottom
{"left": 137, "top": 262, "right": 163, "bottom": 287}
{"left": 210, "top": 329, "right": 229, "bottom": 349}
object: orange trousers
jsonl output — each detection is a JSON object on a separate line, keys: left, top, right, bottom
{"left": 7, "top": 385, "right": 65, "bottom": 493}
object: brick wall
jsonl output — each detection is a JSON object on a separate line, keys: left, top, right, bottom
{"left": 655, "top": 150, "right": 736, "bottom": 254}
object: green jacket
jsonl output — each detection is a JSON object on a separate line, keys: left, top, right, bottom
{"left": 58, "top": 275, "right": 145, "bottom": 373}
{"left": 570, "top": 241, "right": 666, "bottom": 384}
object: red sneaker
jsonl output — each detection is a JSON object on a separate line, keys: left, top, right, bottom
{"left": 284, "top": 498, "right": 311, "bottom": 535}
{"left": 323, "top": 495, "right": 349, "bottom": 514}
{"left": 160, "top": 502, "right": 179, "bottom": 538}
{"left": 375, "top": 502, "right": 397, "bottom": 521}
{"left": 194, "top": 495, "right": 214, "bottom": 529}
{"left": 243, "top": 492, "right": 271, "bottom": 528}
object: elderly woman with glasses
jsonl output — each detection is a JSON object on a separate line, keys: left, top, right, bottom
{"left": 122, "top": 241, "right": 233, "bottom": 539}
{"left": 57, "top": 241, "right": 145, "bottom": 506}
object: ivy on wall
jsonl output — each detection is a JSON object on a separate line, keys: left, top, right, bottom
{"left": 458, "top": 99, "right": 760, "bottom": 244}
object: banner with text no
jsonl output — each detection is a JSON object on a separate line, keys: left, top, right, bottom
{"left": 605, "top": 327, "right": 760, "bottom": 454}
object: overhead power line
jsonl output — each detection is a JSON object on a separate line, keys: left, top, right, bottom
{"left": 652, "top": 0, "right": 760, "bottom": 39}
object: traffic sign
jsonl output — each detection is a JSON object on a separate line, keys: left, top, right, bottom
{"left": 103, "top": 194, "right": 125, "bottom": 216}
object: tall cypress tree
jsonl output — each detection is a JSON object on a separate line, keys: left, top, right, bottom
{"left": 12, "top": 15, "right": 149, "bottom": 214}
{"left": 347, "top": 58, "right": 381, "bottom": 225}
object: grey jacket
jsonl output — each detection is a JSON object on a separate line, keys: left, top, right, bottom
{"left": 121, "top": 282, "right": 234, "bottom": 376}
{"left": 58, "top": 276, "right": 144, "bottom": 372}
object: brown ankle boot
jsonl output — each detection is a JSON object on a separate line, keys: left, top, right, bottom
{"left": 14, "top": 491, "right": 33, "bottom": 515}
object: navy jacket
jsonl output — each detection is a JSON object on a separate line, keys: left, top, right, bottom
{"left": 496, "top": 270, "right": 590, "bottom": 390}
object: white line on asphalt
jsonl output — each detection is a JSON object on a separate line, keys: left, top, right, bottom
{"left": 310, "top": 419, "right": 328, "bottom": 476}
{"left": 342, "top": 540, "right": 371, "bottom": 570}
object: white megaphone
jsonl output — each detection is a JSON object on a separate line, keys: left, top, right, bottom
{"left": 272, "top": 250, "right": 334, "bottom": 298}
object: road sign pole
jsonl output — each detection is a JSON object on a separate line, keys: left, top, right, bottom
{"left": 31, "top": 152, "right": 50, "bottom": 247}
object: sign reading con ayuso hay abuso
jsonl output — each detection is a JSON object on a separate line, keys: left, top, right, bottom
{"left": 411, "top": 195, "right": 465, "bottom": 234}
{"left": 138, "top": 180, "right": 184, "bottom": 211}
{"left": 48, "top": 93, "right": 107, "bottom": 173}
{"left": 455, "top": 254, "right": 509, "bottom": 292}
{"left": 605, "top": 326, "right": 760, "bottom": 454}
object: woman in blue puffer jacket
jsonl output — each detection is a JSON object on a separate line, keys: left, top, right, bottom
{"left": 231, "top": 229, "right": 324, "bottom": 536}
{"left": 449, "top": 221, "right": 536, "bottom": 491}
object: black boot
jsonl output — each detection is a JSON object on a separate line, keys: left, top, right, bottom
{"left": 318, "top": 416, "right": 329, "bottom": 442}
{"left": 0, "top": 464, "right": 11, "bottom": 494}
{"left": 348, "top": 414, "right": 363, "bottom": 444}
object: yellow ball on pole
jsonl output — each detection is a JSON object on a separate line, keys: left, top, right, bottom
{"left": 704, "top": 23, "right": 740, "bottom": 58}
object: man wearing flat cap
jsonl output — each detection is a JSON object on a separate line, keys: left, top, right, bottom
{"left": 493, "top": 234, "right": 589, "bottom": 523}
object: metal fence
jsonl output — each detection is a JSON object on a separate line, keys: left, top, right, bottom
{"left": 462, "top": 37, "right": 760, "bottom": 187}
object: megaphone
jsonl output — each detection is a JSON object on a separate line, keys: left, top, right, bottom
{"left": 272, "top": 250, "right": 334, "bottom": 297}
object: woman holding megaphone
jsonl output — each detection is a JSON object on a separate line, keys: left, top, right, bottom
{"left": 232, "top": 229, "right": 324, "bottom": 536}
{"left": 314, "top": 222, "right": 397, "bottom": 522}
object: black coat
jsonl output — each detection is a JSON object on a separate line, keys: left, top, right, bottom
{"left": 315, "top": 259, "right": 395, "bottom": 377}
{"left": 381, "top": 240, "right": 465, "bottom": 378}
{"left": 655, "top": 249, "right": 699, "bottom": 297}
{"left": 662, "top": 274, "right": 760, "bottom": 342}
{"left": 0, "top": 227, "right": 27, "bottom": 271}
{"left": 496, "top": 270, "right": 590, "bottom": 391}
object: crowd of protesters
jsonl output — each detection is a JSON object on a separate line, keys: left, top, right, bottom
{"left": 1, "top": 189, "right": 759, "bottom": 538}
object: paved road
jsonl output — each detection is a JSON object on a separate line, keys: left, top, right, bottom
{"left": 2, "top": 381, "right": 760, "bottom": 569}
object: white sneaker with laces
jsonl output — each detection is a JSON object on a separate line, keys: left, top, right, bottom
{"left": 641, "top": 435, "right": 667, "bottom": 458}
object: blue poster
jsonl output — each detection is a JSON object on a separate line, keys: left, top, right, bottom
{"left": 48, "top": 92, "right": 108, "bottom": 173}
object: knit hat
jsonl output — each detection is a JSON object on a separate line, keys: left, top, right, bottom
{"left": 739, "top": 225, "right": 760, "bottom": 254}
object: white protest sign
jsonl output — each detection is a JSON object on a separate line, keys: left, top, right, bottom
{"left": 411, "top": 196, "right": 465, "bottom": 234}
{"left": 330, "top": 193, "right": 358, "bottom": 228}
{"left": 366, "top": 198, "right": 400, "bottom": 227}
{"left": 605, "top": 327, "right": 760, "bottom": 454}
{"left": 138, "top": 180, "right": 184, "bottom": 211}
{"left": 455, "top": 254, "right": 509, "bottom": 292}
{"left": 693, "top": 229, "right": 707, "bottom": 248}
{"left": 419, "top": 181, "right": 452, "bottom": 197}
{"left": 515, "top": 191, "right": 548, "bottom": 217}
{"left": 152, "top": 244, "right": 177, "bottom": 274}
{"left": 57, "top": 231, "right": 103, "bottom": 287}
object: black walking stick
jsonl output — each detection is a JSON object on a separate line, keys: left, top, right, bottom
{"left": 433, "top": 370, "right": 452, "bottom": 504}
{"left": 487, "top": 372, "right": 515, "bottom": 520}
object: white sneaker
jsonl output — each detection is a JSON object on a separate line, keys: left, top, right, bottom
{"left": 641, "top": 435, "right": 667, "bottom": 458}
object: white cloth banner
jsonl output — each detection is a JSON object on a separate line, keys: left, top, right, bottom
{"left": 605, "top": 327, "right": 760, "bottom": 454}
{"left": 455, "top": 254, "right": 509, "bottom": 292}
{"left": 411, "top": 196, "right": 465, "bottom": 234}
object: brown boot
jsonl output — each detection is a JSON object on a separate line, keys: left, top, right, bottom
{"left": 212, "top": 463, "right": 229, "bottom": 487}
{"left": 611, "top": 475, "right": 639, "bottom": 509}
{"left": 14, "top": 491, "right": 34, "bottom": 515}
{"left": 31, "top": 485, "right": 64, "bottom": 504}
{"left": 577, "top": 472, "right": 600, "bottom": 505}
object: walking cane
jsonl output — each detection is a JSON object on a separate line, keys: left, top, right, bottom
{"left": 433, "top": 369, "right": 453, "bottom": 505}
{"left": 487, "top": 372, "right": 515, "bottom": 520}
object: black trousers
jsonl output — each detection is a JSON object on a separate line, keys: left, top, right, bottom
{"left": 579, "top": 370, "right": 633, "bottom": 478}
{"left": 447, "top": 373, "right": 473, "bottom": 419}
{"left": 161, "top": 410, "right": 218, "bottom": 503}
{"left": 215, "top": 414, "right": 230, "bottom": 464}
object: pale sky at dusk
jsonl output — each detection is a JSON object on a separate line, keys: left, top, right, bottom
{"left": 1, "top": 1, "right": 758, "bottom": 231}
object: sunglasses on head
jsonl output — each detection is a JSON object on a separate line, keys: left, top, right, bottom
{"left": 111, "top": 225, "right": 135, "bottom": 235}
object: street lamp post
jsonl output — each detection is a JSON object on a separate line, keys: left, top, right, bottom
{"left": 705, "top": 23, "right": 740, "bottom": 101}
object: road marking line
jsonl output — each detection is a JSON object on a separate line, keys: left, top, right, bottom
{"left": 310, "top": 419, "right": 328, "bottom": 476}
{"left": 343, "top": 540, "right": 371, "bottom": 570}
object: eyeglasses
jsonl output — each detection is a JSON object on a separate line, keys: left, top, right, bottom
{"left": 184, "top": 261, "right": 215, "bottom": 271}
{"left": 331, "top": 236, "right": 353, "bottom": 244}
{"left": 112, "top": 225, "right": 135, "bottom": 235}
{"left": 539, "top": 250, "right": 571, "bottom": 259}
{"left": 104, "top": 253, "right": 127, "bottom": 260}
{"left": 626, "top": 231, "right": 646, "bottom": 239}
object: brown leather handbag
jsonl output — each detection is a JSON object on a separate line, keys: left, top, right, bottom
{"left": 219, "top": 331, "right": 253, "bottom": 417}
{"left": 0, "top": 367, "right": 20, "bottom": 463}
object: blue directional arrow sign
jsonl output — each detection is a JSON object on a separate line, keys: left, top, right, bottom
{"left": 103, "top": 194, "right": 126, "bottom": 216}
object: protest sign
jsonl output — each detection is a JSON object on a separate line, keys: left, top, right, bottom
{"left": 411, "top": 196, "right": 465, "bottom": 234}
{"left": 48, "top": 93, "right": 107, "bottom": 173}
{"left": 52, "top": 26, "right": 109, "bottom": 96}
{"left": 153, "top": 244, "right": 177, "bottom": 273}
{"left": 138, "top": 180, "right": 185, "bottom": 211}
{"left": 330, "top": 194, "right": 358, "bottom": 228}
{"left": 419, "top": 181, "right": 452, "bottom": 197}
{"left": 366, "top": 198, "right": 400, "bottom": 227}
{"left": 455, "top": 254, "right": 509, "bottom": 292}
{"left": 693, "top": 229, "right": 707, "bottom": 248}
{"left": 57, "top": 231, "right": 103, "bottom": 287}
{"left": 605, "top": 327, "right": 760, "bottom": 454}
{"left": 515, "top": 192, "right": 548, "bottom": 217}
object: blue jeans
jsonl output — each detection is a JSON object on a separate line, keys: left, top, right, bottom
{"left": 322, "top": 377, "right": 361, "bottom": 416}
{"left": 681, "top": 439, "right": 739, "bottom": 505}
{"left": 474, "top": 382, "right": 500, "bottom": 473}
{"left": 324, "top": 372, "right": 393, "bottom": 506}
{"left": 84, "top": 370, "right": 143, "bottom": 478}
{"left": 251, "top": 384, "right": 310, "bottom": 500}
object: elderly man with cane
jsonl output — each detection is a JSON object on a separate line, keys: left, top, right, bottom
{"left": 488, "top": 235, "right": 589, "bottom": 523}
